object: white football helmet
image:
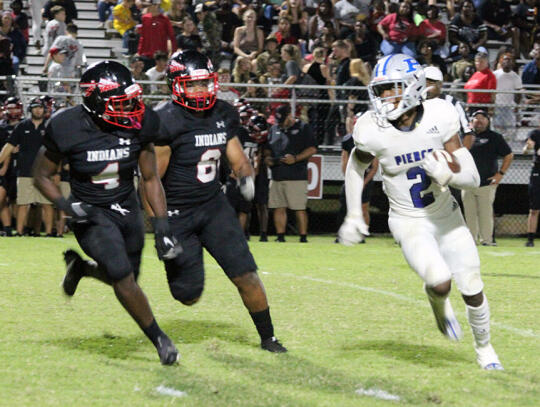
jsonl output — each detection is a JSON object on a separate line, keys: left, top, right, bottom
{"left": 368, "top": 54, "right": 426, "bottom": 123}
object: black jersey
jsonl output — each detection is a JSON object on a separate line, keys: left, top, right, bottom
{"left": 154, "top": 100, "right": 239, "bottom": 208}
{"left": 43, "top": 105, "right": 159, "bottom": 206}
{"left": 222, "top": 126, "right": 259, "bottom": 178}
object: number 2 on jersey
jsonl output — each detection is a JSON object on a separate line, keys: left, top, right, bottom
{"left": 197, "top": 148, "right": 221, "bottom": 183}
{"left": 92, "top": 162, "right": 120, "bottom": 189}
{"left": 407, "top": 166, "right": 434, "bottom": 208}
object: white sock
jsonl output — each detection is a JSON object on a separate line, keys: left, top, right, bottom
{"left": 466, "top": 294, "right": 490, "bottom": 347}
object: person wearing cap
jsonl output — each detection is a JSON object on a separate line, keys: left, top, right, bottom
{"left": 0, "top": 98, "right": 54, "bottom": 236}
{"left": 425, "top": 66, "right": 475, "bottom": 149}
{"left": 194, "top": 2, "right": 222, "bottom": 64}
{"left": 263, "top": 105, "right": 317, "bottom": 242}
{"left": 464, "top": 50, "right": 496, "bottom": 113}
{"left": 462, "top": 110, "right": 513, "bottom": 246}
{"left": 253, "top": 35, "right": 279, "bottom": 79}
{"left": 43, "top": 23, "right": 85, "bottom": 78}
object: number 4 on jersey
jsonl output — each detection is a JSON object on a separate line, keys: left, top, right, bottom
{"left": 92, "top": 162, "right": 120, "bottom": 189}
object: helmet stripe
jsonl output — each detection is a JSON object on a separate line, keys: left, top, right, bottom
{"left": 381, "top": 54, "right": 394, "bottom": 75}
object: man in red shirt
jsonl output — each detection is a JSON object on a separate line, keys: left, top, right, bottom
{"left": 136, "top": 0, "right": 176, "bottom": 70}
{"left": 464, "top": 50, "right": 497, "bottom": 112}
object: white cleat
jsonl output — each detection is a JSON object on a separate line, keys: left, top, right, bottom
{"left": 475, "top": 343, "right": 504, "bottom": 370}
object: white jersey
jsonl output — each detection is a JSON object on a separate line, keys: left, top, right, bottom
{"left": 353, "top": 98, "right": 460, "bottom": 218}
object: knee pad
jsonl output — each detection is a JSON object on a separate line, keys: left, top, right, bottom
{"left": 169, "top": 280, "right": 204, "bottom": 305}
{"left": 454, "top": 267, "right": 484, "bottom": 297}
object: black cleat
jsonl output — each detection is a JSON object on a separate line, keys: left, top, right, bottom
{"left": 525, "top": 240, "right": 534, "bottom": 247}
{"left": 62, "top": 249, "right": 85, "bottom": 296}
{"left": 157, "top": 335, "right": 180, "bottom": 365}
{"left": 261, "top": 336, "right": 287, "bottom": 353}
{"left": 259, "top": 234, "right": 268, "bottom": 242}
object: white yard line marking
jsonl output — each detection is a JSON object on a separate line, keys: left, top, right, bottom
{"left": 273, "top": 272, "right": 540, "bottom": 339}
{"left": 155, "top": 385, "right": 187, "bottom": 398}
{"left": 484, "top": 251, "right": 515, "bottom": 257}
{"left": 356, "top": 387, "right": 400, "bottom": 401}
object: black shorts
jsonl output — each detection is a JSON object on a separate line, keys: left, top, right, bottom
{"left": 71, "top": 192, "right": 145, "bottom": 281}
{"left": 254, "top": 171, "right": 269, "bottom": 205}
{"left": 225, "top": 178, "right": 252, "bottom": 214}
{"left": 165, "top": 193, "right": 257, "bottom": 291}
{"left": 529, "top": 169, "right": 540, "bottom": 210}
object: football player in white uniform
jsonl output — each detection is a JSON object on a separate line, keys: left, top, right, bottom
{"left": 339, "top": 54, "right": 503, "bottom": 370}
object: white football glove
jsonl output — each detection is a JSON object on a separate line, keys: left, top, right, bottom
{"left": 338, "top": 216, "right": 369, "bottom": 246}
{"left": 238, "top": 175, "right": 255, "bottom": 201}
{"left": 421, "top": 151, "right": 453, "bottom": 187}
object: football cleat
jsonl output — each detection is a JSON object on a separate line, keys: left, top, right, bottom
{"left": 525, "top": 240, "right": 534, "bottom": 247}
{"left": 261, "top": 337, "right": 287, "bottom": 353}
{"left": 475, "top": 343, "right": 503, "bottom": 371}
{"left": 62, "top": 249, "right": 85, "bottom": 296}
{"left": 157, "top": 335, "right": 180, "bottom": 365}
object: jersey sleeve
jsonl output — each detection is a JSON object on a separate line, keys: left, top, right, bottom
{"left": 225, "top": 103, "right": 241, "bottom": 142}
{"left": 138, "top": 107, "right": 160, "bottom": 145}
{"left": 495, "top": 133, "right": 512, "bottom": 157}
{"left": 440, "top": 101, "right": 461, "bottom": 144}
{"left": 153, "top": 106, "right": 174, "bottom": 146}
{"left": 42, "top": 118, "right": 64, "bottom": 155}
{"left": 352, "top": 113, "right": 377, "bottom": 156}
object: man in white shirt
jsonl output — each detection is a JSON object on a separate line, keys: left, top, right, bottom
{"left": 145, "top": 50, "right": 168, "bottom": 94}
{"left": 493, "top": 52, "right": 522, "bottom": 139}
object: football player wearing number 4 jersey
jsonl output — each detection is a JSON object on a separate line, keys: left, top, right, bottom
{"left": 33, "top": 61, "right": 182, "bottom": 365}
{"left": 148, "top": 50, "right": 286, "bottom": 353}
{"left": 339, "top": 54, "right": 503, "bottom": 370}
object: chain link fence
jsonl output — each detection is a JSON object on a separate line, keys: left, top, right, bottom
{"left": 2, "top": 76, "right": 538, "bottom": 237}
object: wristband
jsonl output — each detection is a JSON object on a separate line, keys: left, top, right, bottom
{"left": 498, "top": 170, "right": 505, "bottom": 175}
{"left": 150, "top": 217, "right": 170, "bottom": 235}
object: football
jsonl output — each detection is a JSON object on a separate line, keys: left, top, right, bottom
{"left": 431, "top": 150, "right": 461, "bottom": 173}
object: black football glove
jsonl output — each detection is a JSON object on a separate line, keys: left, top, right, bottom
{"left": 151, "top": 217, "right": 182, "bottom": 261}
{"left": 54, "top": 197, "right": 97, "bottom": 224}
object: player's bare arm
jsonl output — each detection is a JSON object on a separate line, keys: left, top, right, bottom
{"left": 338, "top": 147, "right": 374, "bottom": 245}
{"left": 0, "top": 142, "right": 15, "bottom": 165}
{"left": 139, "top": 142, "right": 168, "bottom": 218}
{"left": 227, "top": 136, "right": 255, "bottom": 201}
{"left": 226, "top": 136, "right": 254, "bottom": 178}
{"left": 32, "top": 147, "right": 64, "bottom": 203}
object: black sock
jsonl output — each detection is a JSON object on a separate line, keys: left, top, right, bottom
{"left": 142, "top": 318, "right": 165, "bottom": 348}
{"left": 260, "top": 232, "right": 267, "bottom": 239}
{"left": 250, "top": 308, "right": 274, "bottom": 342}
{"left": 528, "top": 233, "right": 534, "bottom": 242}
{"left": 277, "top": 233, "right": 285, "bottom": 242}
{"left": 300, "top": 234, "right": 307, "bottom": 242}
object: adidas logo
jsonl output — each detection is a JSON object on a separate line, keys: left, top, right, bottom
{"left": 427, "top": 126, "right": 439, "bottom": 134}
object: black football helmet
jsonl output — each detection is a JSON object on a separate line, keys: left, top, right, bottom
{"left": 27, "top": 96, "right": 45, "bottom": 112}
{"left": 39, "top": 95, "right": 56, "bottom": 119}
{"left": 80, "top": 60, "right": 145, "bottom": 129}
{"left": 247, "top": 114, "right": 269, "bottom": 144}
{"left": 166, "top": 50, "right": 218, "bottom": 111}
{"left": 3, "top": 96, "right": 23, "bottom": 121}
{"left": 238, "top": 104, "right": 256, "bottom": 126}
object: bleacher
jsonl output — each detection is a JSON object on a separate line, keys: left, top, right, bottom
{"left": 17, "top": 0, "right": 124, "bottom": 76}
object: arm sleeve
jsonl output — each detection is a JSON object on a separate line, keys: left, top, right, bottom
{"left": 448, "top": 147, "right": 480, "bottom": 190}
{"left": 345, "top": 148, "right": 370, "bottom": 219}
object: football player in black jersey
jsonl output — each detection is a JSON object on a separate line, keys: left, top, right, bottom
{"left": 33, "top": 61, "right": 182, "bottom": 365}
{"left": 150, "top": 50, "right": 286, "bottom": 353}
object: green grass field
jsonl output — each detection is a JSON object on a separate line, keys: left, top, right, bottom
{"left": 0, "top": 235, "right": 538, "bottom": 406}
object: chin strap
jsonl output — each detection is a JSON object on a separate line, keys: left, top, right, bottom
{"left": 448, "top": 147, "right": 480, "bottom": 190}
